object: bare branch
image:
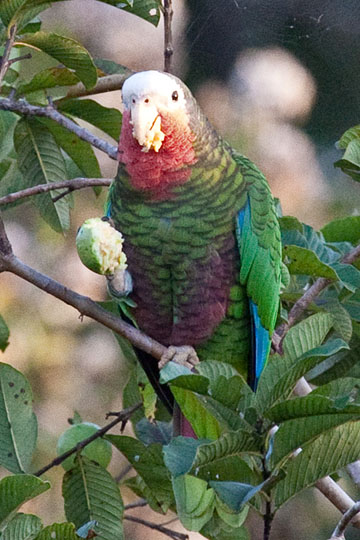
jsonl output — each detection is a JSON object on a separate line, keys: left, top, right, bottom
{"left": 0, "top": 97, "right": 118, "bottom": 160}
{"left": 124, "top": 499, "right": 147, "bottom": 510}
{"left": 328, "top": 501, "right": 360, "bottom": 539}
{"left": 0, "top": 177, "right": 112, "bottom": 206}
{"left": 0, "top": 25, "right": 17, "bottom": 91}
{"left": 124, "top": 515, "right": 188, "bottom": 540}
{"left": 34, "top": 402, "right": 142, "bottom": 477}
{"left": 163, "top": 0, "right": 174, "bottom": 72}
{"left": 57, "top": 72, "right": 132, "bottom": 102}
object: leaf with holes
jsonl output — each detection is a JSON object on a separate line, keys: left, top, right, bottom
{"left": 62, "top": 456, "right": 124, "bottom": 540}
{"left": 14, "top": 118, "right": 70, "bottom": 232}
{"left": 18, "top": 32, "right": 97, "bottom": 89}
{"left": 0, "top": 476, "right": 50, "bottom": 527}
{"left": 0, "top": 363, "right": 37, "bottom": 473}
{"left": 1, "top": 513, "right": 42, "bottom": 540}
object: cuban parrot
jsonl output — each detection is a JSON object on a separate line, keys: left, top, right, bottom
{"left": 106, "top": 70, "right": 282, "bottom": 436}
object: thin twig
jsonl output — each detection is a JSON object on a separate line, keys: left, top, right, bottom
{"left": 115, "top": 463, "right": 133, "bottom": 483}
{"left": 0, "top": 178, "right": 112, "bottom": 206}
{"left": 34, "top": 402, "right": 142, "bottom": 477}
{"left": 163, "top": 0, "right": 174, "bottom": 72}
{"left": 0, "top": 97, "right": 118, "bottom": 160}
{"left": 329, "top": 501, "right": 360, "bottom": 539}
{"left": 124, "top": 515, "right": 188, "bottom": 540}
{"left": 0, "top": 25, "right": 17, "bottom": 91}
{"left": 8, "top": 53, "right": 32, "bottom": 65}
{"left": 124, "top": 499, "right": 147, "bottom": 510}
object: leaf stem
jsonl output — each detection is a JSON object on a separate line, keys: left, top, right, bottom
{"left": 0, "top": 25, "right": 17, "bottom": 91}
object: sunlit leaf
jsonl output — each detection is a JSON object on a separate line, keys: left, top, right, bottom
{"left": 321, "top": 215, "right": 360, "bottom": 244}
{"left": 18, "top": 31, "right": 97, "bottom": 89}
{"left": 16, "top": 67, "right": 79, "bottom": 96}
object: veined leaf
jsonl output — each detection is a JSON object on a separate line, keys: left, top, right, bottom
{"left": 338, "top": 124, "right": 360, "bottom": 149}
{"left": 282, "top": 312, "right": 333, "bottom": 361}
{"left": 172, "top": 474, "right": 215, "bottom": 532}
{"left": 334, "top": 139, "right": 360, "bottom": 182}
{"left": 14, "top": 117, "right": 70, "bottom": 232}
{"left": 62, "top": 456, "right": 124, "bottom": 540}
{"left": 307, "top": 338, "right": 360, "bottom": 384}
{"left": 274, "top": 421, "right": 360, "bottom": 508}
{"left": 256, "top": 338, "right": 348, "bottom": 412}
{"left": 38, "top": 117, "right": 101, "bottom": 179}
{"left": 16, "top": 67, "right": 79, "bottom": 96}
{"left": 322, "top": 300, "right": 353, "bottom": 342}
{"left": 209, "top": 481, "right": 264, "bottom": 512}
{"left": 34, "top": 522, "right": 78, "bottom": 540}
{"left": 330, "top": 261, "right": 360, "bottom": 292}
{"left": 201, "top": 512, "right": 250, "bottom": 540}
{"left": 18, "top": 31, "right": 97, "bottom": 89}
{"left": 94, "top": 58, "right": 132, "bottom": 76}
{"left": 0, "top": 363, "right": 37, "bottom": 473}
{"left": 0, "top": 111, "right": 18, "bottom": 161}
{"left": 0, "top": 315, "right": 10, "bottom": 352}
{"left": 0, "top": 475, "right": 49, "bottom": 527}
{"left": 6, "top": 0, "right": 71, "bottom": 30}
{"left": 59, "top": 99, "right": 122, "bottom": 141}
{"left": 2, "top": 513, "right": 42, "bottom": 540}
{"left": 107, "top": 435, "right": 173, "bottom": 513}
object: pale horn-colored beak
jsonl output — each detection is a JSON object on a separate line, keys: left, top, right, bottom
{"left": 130, "top": 100, "right": 165, "bottom": 152}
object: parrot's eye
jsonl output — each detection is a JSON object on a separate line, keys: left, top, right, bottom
{"left": 172, "top": 91, "right": 178, "bottom": 101}
{"left": 132, "top": 98, "right": 136, "bottom": 104}
{"left": 144, "top": 98, "right": 149, "bottom": 103}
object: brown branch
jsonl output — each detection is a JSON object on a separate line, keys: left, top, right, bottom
{"left": 163, "top": 0, "right": 174, "bottom": 72}
{"left": 124, "top": 499, "right": 147, "bottom": 510}
{"left": 328, "top": 501, "right": 360, "bottom": 539}
{"left": 57, "top": 72, "right": 132, "bottom": 103}
{"left": 0, "top": 25, "right": 17, "bottom": 91}
{"left": 0, "top": 178, "right": 112, "bottom": 206}
{"left": 0, "top": 97, "right": 118, "bottom": 160}
{"left": 124, "top": 515, "right": 188, "bottom": 540}
{"left": 34, "top": 402, "right": 142, "bottom": 477}
{"left": 273, "top": 242, "right": 360, "bottom": 350}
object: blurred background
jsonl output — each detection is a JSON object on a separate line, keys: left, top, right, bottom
{"left": 1, "top": 0, "right": 360, "bottom": 538}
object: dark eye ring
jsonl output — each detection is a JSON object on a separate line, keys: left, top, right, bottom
{"left": 172, "top": 90, "right": 178, "bottom": 101}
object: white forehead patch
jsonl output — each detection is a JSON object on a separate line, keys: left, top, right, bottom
{"left": 122, "top": 70, "right": 185, "bottom": 110}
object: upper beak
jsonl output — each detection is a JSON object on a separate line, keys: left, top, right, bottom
{"left": 130, "top": 100, "right": 165, "bottom": 152}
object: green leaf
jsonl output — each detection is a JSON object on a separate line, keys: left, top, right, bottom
{"left": 274, "top": 421, "right": 360, "bottom": 508}
{"left": 330, "top": 261, "right": 360, "bottom": 292}
{"left": 0, "top": 111, "right": 18, "bottom": 161}
{"left": 0, "top": 363, "right": 37, "bottom": 473}
{"left": 322, "top": 301, "right": 353, "bottom": 342}
{"left": 2, "top": 513, "right": 42, "bottom": 540}
{"left": 16, "top": 67, "right": 79, "bottom": 96}
{"left": 7, "top": 0, "right": 70, "bottom": 30}
{"left": 34, "top": 523, "right": 78, "bottom": 540}
{"left": 343, "top": 288, "right": 360, "bottom": 321}
{"left": 307, "top": 338, "right": 360, "bottom": 385}
{"left": 209, "top": 481, "right": 264, "bottom": 512}
{"left": 201, "top": 513, "right": 250, "bottom": 540}
{"left": 94, "top": 58, "right": 131, "bottom": 76}
{"left": 19, "top": 32, "right": 97, "bottom": 90}
{"left": 283, "top": 245, "right": 338, "bottom": 279}
{"left": 0, "top": 475, "right": 50, "bottom": 527}
{"left": 171, "top": 386, "right": 221, "bottom": 439}
{"left": 59, "top": 99, "right": 122, "bottom": 141}
{"left": 0, "top": 316, "right": 10, "bottom": 352}
{"left": 334, "top": 139, "right": 360, "bottom": 181}
{"left": 38, "top": 117, "right": 101, "bottom": 179}
{"left": 14, "top": 117, "right": 70, "bottom": 232}
{"left": 96, "top": 0, "right": 161, "bottom": 25}
{"left": 172, "top": 474, "right": 215, "bottom": 532}
{"left": 282, "top": 312, "right": 333, "bottom": 361}
{"left": 321, "top": 216, "right": 360, "bottom": 244}
{"left": 107, "top": 435, "right": 173, "bottom": 513}
{"left": 338, "top": 124, "right": 360, "bottom": 149}
{"left": 256, "top": 338, "right": 348, "bottom": 412}
{"left": 62, "top": 456, "right": 124, "bottom": 540}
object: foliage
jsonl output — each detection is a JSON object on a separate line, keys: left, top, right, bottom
{"left": 0, "top": 2, "right": 360, "bottom": 540}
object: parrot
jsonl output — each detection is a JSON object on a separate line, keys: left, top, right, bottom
{"left": 106, "top": 70, "right": 282, "bottom": 436}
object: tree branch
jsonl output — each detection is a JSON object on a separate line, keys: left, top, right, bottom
{"left": 124, "top": 515, "right": 188, "bottom": 540}
{"left": 0, "top": 25, "right": 17, "bottom": 91}
{"left": 163, "top": 0, "right": 174, "bottom": 73}
{"left": 34, "top": 402, "right": 142, "bottom": 477}
{"left": 0, "top": 177, "right": 112, "bottom": 206}
{"left": 328, "top": 501, "right": 360, "bottom": 539}
{"left": 0, "top": 97, "right": 118, "bottom": 160}
{"left": 57, "top": 72, "right": 132, "bottom": 103}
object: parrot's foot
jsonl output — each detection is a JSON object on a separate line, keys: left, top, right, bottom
{"left": 159, "top": 346, "right": 199, "bottom": 370}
